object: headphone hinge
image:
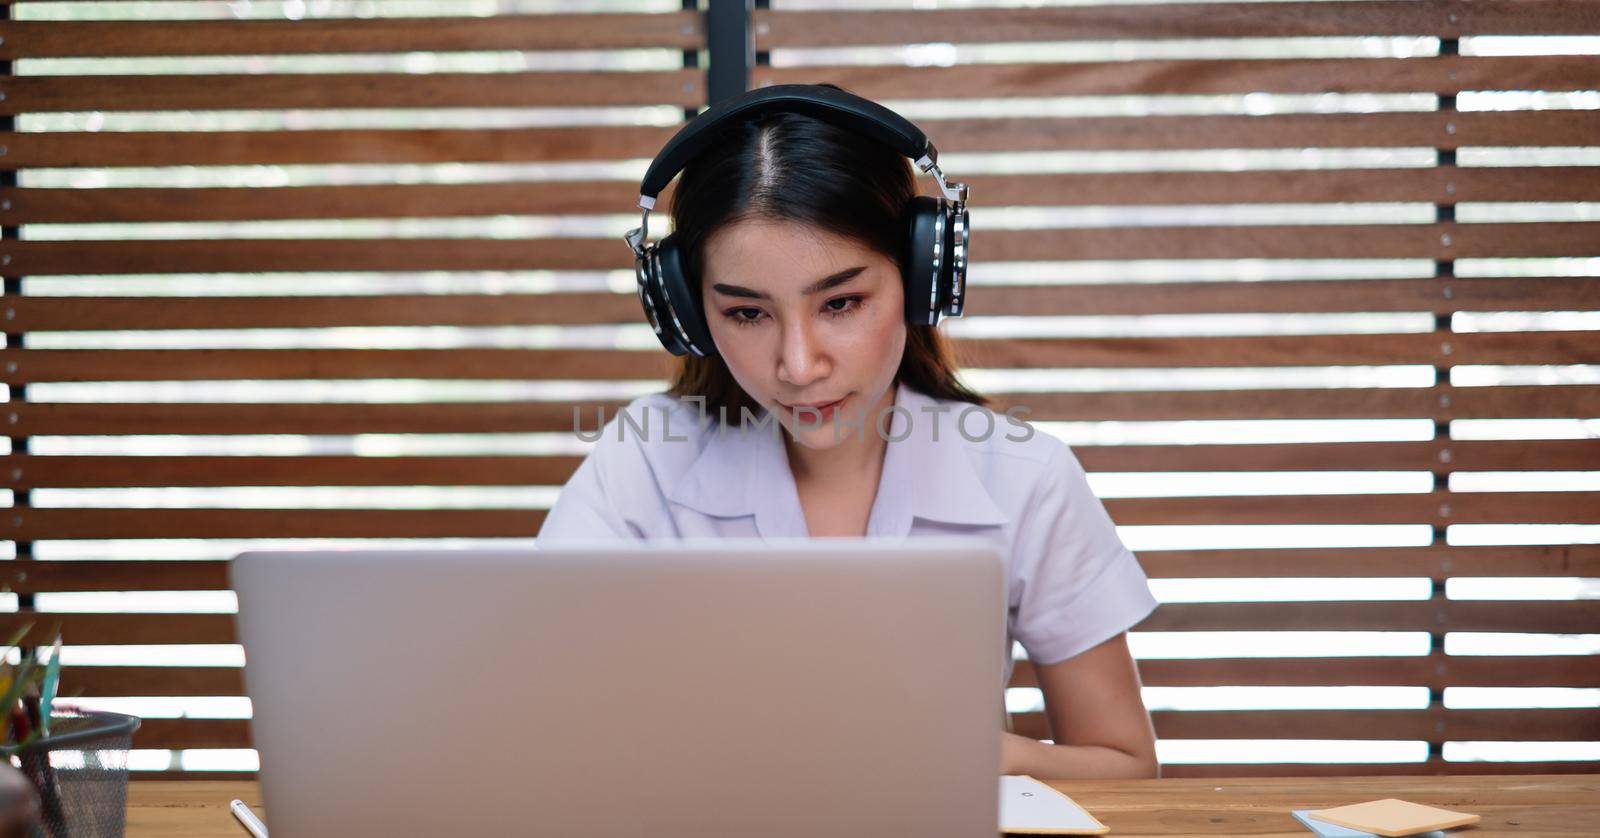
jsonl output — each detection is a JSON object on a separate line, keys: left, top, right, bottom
{"left": 623, "top": 208, "right": 651, "bottom": 255}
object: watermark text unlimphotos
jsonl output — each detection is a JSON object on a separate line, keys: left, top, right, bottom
{"left": 572, "top": 395, "right": 1034, "bottom": 444}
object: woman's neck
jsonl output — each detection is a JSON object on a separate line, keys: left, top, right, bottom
{"left": 782, "top": 384, "right": 897, "bottom": 484}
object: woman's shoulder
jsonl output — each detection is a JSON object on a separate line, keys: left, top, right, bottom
{"left": 927, "top": 394, "right": 1066, "bottom": 467}
{"left": 923, "top": 393, "right": 1085, "bottom": 511}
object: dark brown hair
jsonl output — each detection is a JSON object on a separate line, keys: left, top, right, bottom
{"left": 663, "top": 83, "right": 988, "bottom": 420}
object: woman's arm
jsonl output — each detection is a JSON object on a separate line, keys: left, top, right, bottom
{"left": 1001, "top": 631, "right": 1159, "bottom": 779}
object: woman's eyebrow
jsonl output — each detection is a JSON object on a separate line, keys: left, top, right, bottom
{"left": 711, "top": 265, "right": 867, "bottom": 300}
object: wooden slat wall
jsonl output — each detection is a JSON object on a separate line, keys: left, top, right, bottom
{"left": 750, "top": 0, "right": 1600, "bottom": 778}
{"left": 2, "top": 0, "right": 1597, "bottom": 778}
{"left": 0, "top": 0, "right": 708, "bottom": 778}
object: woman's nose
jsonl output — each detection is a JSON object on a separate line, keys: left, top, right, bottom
{"left": 776, "top": 319, "right": 829, "bottom": 387}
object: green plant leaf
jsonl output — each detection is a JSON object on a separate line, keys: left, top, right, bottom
{"left": 39, "top": 635, "right": 62, "bottom": 738}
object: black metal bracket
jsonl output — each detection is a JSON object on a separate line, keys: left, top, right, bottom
{"left": 706, "top": 0, "right": 754, "bottom": 108}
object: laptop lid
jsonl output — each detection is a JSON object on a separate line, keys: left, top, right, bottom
{"left": 233, "top": 537, "right": 1006, "bottom": 837}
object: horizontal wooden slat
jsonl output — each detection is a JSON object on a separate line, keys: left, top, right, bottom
{"left": 3, "top": 454, "right": 587, "bottom": 488}
{"left": 6, "top": 293, "right": 646, "bottom": 330}
{"left": 130, "top": 771, "right": 260, "bottom": 781}
{"left": 0, "top": 546, "right": 1592, "bottom": 596}
{"left": 753, "top": 56, "right": 1600, "bottom": 99}
{"left": 65, "top": 666, "right": 244, "bottom": 697}
{"left": 3, "top": 69, "right": 704, "bottom": 113}
{"left": 17, "top": 332, "right": 1597, "bottom": 383}
{"left": 144, "top": 763, "right": 1600, "bottom": 778}
{"left": 755, "top": 2, "right": 1600, "bottom": 47}
{"left": 2, "top": 125, "right": 678, "bottom": 169}
{"left": 3, "top": 180, "right": 681, "bottom": 224}
{"left": 928, "top": 110, "right": 1600, "bottom": 153}
{"left": 4, "top": 491, "right": 1595, "bottom": 540}
{"left": 129, "top": 711, "right": 1600, "bottom": 752}
{"left": 968, "top": 223, "right": 1600, "bottom": 261}
{"left": 37, "top": 598, "right": 1600, "bottom": 646}
{"left": 6, "top": 400, "right": 631, "bottom": 435}
{"left": 978, "top": 277, "right": 1600, "bottom": 317}
{"left": 10, "top": 56, "right": 1595, "bottom": 115}
{"left": 121, "top": 708, "right": 1600, "bottom": 750}
{"left": 1137, "top": 545, "right": 1600, "bottom": 579}
{"left": 4, "top": 440, "right": 1594, "bottom": 491}
{"left": 3, "top": 546, "right": 1594, "bottom": 595}
{"left": 1159, "top": 760, "right": 1600, "bottom": 776}
{"left": 20, "top": 2, "right": 1594, "bottom": 59}
{"left": 11, "top": 224, "right": 1596, "bottom": 275}
{"left": 1136, "top": 600, "right": 1600, "bottom": 633}
{"left": 88, "top": 712, "right": 1562, "bottom": 749}
{"left": 3, "top": 385, "right": 1595, "bottom": 439}
{"left": 30, "top": 655, "right": 1600, "bottom": 696}
{"left": 1075, "top": 439, "right": 1600, "bottom": 472}
{"left": 1, "top": 12, "right": 702, "bottom": 58}
{"left": 11, "top": 111, "right": 1596, "bottom": 170}
{"left": 962, "top": 332, "right": 1598, "bottom": 368}
{"left": 0, "top": 347, "right": 679, "bottom": 382}
{"left": 10, "top": 278, "right": 1599, "bottom": 331}
{"left": 6, "top": 507, "right": 547, "bottom": 540}
{"left": 991, "top": 385, "right": 1600, "bottom": 422}
{"left": 1107, "top": 491, "right": 1600, "bottom": 526}
{"left": 1009, "top": 655, "right": 1600, "bottom": 690}
{"left": 969, "top": 167, "right": 1600, "bottom": 207}
{"left": 1011, "top": 707, "right": 1600, "bottom": 741}
{"left": 0, "top": 613, "right": 235, "bottom": 645}
{"left": 133, "top": 718, "right": 250, "bottom": 750}
{"left": 13, "top": 167, "right": 1600, "bottom": 224}
{"left": 2, "top": 181, "right": 663, "bottom": 224}
{"left": 56, "top": 654, "right": 1600, "bottom": 699}
{"left": 0, "top": 560, "right": 230, "bottom": 592}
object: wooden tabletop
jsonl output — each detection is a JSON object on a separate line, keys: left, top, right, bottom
{"left": 127, "top": 774, "right": 1599, "bottom": 836}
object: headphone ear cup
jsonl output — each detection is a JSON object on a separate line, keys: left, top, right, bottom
{"left": 654, "top": 234, "right": 719, "bottom": 358}
{"left": 636, "top": 241, "right": 687, "bottom": 356}
{"left": 902, "top": 195, "right": 947, "bottom": 327}
{"left": 947, "top": 203, "right": 968, "bottom": 317}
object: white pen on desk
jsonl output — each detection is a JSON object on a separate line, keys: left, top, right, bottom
{"left": 231, "top": 798, "right": 269, "bottom": 838}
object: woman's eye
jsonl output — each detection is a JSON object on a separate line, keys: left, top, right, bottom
{"left": 726, "top": 308, "right": 764, "bottom": 327}
{"left": 824, "top": 296, "right": 863, "bottom": 318}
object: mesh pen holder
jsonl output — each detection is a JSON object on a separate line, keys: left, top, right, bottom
{"left": 2, "top": 710, "right": 140, "bottom": 838}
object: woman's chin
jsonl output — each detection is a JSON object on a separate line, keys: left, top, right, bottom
{"left": 785, "top": 421, "right": 862, "bottom": 450}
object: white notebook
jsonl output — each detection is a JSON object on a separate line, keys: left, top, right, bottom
{"left": 1000, "top": 775, "right": 1109, "bottom": 835}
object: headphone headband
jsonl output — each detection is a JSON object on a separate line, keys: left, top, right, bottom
{"left": 637, "top": 84, "right": 936, "bottom": 206}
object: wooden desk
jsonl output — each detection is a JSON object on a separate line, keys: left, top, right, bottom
{"left": 127, "top": 775, "right": 1600, "bottom": 836}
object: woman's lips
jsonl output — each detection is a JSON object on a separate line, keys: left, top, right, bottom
{"left": 781, "top": 393, "right": 849, "bottom": 420}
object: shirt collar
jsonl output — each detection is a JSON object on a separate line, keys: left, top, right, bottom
{"left": 666, "top": 380, "right": 1010, "bottom": 537}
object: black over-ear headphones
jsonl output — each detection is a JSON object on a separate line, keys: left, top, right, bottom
{"left": 623, "top": 83, "right": 970, "bottom": 358}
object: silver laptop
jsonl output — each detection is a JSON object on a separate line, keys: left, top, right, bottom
{"left": 232, "top": 537, "right": 1006, "bottom": 837}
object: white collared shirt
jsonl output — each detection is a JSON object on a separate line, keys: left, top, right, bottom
{"left": 536, "top": 381, "right": 1158, "bottom": 680}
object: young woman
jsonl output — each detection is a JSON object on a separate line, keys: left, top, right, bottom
{"left": 536, "top": 84, "right": 1160, "bottom": 780}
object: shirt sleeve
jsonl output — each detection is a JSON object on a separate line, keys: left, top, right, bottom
{"left": 1010, "top": 442, "right": 1158, "bottom": 665}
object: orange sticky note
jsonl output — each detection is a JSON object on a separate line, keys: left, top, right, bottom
{"left": 1307, "top": 799, "right": 1480, "bottom": 837}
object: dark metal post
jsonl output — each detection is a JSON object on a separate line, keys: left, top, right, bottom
{"left": 1427, "top": 30, "right": 1462, "bottom": 768}
{"left": 706, "top": 0, "right": 753, "bottom": 107}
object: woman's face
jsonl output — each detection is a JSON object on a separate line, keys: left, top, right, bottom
{"left": 701, "top": 218, "right": 906, "bottom": 451}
